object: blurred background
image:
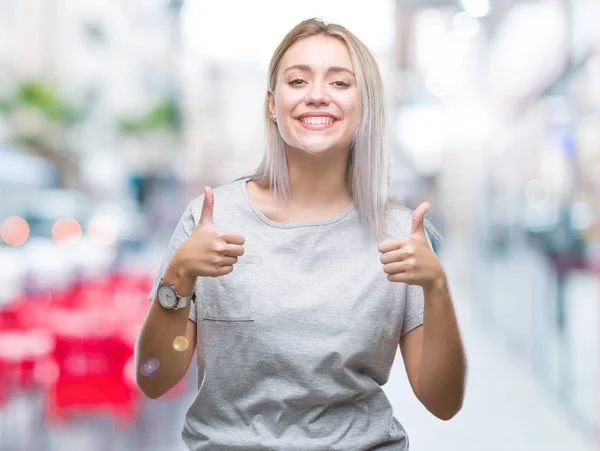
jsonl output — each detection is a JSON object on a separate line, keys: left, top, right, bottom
{"left": 0, "top": 0, "right": 598, "bottom": 450}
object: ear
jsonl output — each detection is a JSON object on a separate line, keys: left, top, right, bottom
{"left": 267, "top": 90, "right": 276, "bottom": 115}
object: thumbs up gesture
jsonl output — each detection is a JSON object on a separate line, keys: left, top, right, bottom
{"left": 378, "top": 202, "right": 444, "bottom": 289}
{"left": 174, "top": 187, "right": 246, "bottom": 278}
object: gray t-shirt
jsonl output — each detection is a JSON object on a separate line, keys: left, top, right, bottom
{"left": 148, "top": 177, "right": 425, "bottom": 451}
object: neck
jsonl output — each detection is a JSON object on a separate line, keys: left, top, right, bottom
{"left": 284, "top": 146, "right": 352, "bottom": 208}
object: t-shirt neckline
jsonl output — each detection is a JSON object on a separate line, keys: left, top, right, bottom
{"left": 239, "top": 177, "right": 355, "bottom": 229}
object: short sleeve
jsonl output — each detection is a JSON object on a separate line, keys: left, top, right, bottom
{"left": 401, "top": 284, "right": 424, "bottom": 336}
{"left": 401, "top": 230, "right": 434, "bottom": 336}
{"left": 147, "top": 201, "right": 198, "bottom": 323}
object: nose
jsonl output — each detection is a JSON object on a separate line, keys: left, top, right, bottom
{"left": 304, "top": 81, "right": 330, "bottom": 107}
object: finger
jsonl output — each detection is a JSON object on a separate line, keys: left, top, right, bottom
{"left": 220, "top": 244, "right": 245, "bottom": 258}
{"left": 219, "top": 232, "right": 245, "bottom": 246}
{"left": 378, "top": 237, "right": 408, "bottom": 254}
{"left": 383, "top": 261, "right": 410, "bottom": 275}
{"left": 380, "top": 248, "right": 412, "bottom": 265}
{"left": 411, "top": 202, "right": 430, "bottom": 237}
{"left": 387, "top": 272, "right": 410, "bottom": 284}
{"left": 214, "top": 265, "right": 234, "bottom": 277}
{"left": 198, "top": 186, "right": 215, "bottom": 229}
{"left": 219, "top": 256, "right": 238, "bottom": 267}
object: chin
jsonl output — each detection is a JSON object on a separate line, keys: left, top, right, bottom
{"left": 296, "top": 138, "right": 347, "bottom": 155}
{"left": 300, "top": 145, "right": 333, "bottom": 155}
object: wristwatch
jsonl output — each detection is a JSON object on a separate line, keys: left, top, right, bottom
{"left": 156, "top": 279, "right": 196, "bottom": 310}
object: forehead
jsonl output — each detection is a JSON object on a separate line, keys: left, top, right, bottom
{"left": 279, "top": 35, "right": 353, "bottom": 73}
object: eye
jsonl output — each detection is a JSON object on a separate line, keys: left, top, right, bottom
{"left": 288, "top": 78, "right": 306, "bottom": 86}
{"left": 333, "top": 80, "right": 350, "bottom": 88}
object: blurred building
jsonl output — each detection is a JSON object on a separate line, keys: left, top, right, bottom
{"left": 0, "top": 0, "right": 185, "bottom": 197}
{"left": 393, "top": 0, "right": 600, "bottom": 438}
{"left": 179, "top": 60, "right": 266, "bottom": 190}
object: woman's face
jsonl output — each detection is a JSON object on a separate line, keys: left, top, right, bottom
{"left": 269, "top": 35, "right": 360, "bottom": 156}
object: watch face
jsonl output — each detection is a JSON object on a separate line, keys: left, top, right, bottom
{"left": 157, "top": 283, "right": 177, "bottom": 309}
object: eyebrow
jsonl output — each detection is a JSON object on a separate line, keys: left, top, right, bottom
{"left": 283, "top": 64, "right": 355, "bottom": 77}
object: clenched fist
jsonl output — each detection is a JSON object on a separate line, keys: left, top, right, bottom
{"left": 174, "top": 186, "right": 246, "bottom": 279}
{"left": 378, "top": 202, "right": 445, "bottom": 290}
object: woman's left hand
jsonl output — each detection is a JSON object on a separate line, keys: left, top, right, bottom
{"left": 378, "top": 202, "right": 445, "bottom": 289}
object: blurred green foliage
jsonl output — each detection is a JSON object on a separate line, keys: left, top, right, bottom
{"left": 118, "top": 96, "right": 181, "bottom": 135}
{"left": 0, "top": 81, "right": 86, "bottom": 126}
{"left": 0, "top": 80, "right": 181, "bottom": 136}
{"left": 0, "top": 99, "right": 10, "bottom": 114}
{"left": 0, "top": 81, "right": 86, "bottom": 185}
{"left": 18, "top": 82, "right": 84, "bottom": 125}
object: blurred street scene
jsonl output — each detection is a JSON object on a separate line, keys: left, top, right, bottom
{"left": 0, "top": 0, "right": 599, "bottom": 450}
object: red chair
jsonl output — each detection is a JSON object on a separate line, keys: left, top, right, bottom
{"left": 0, "top": 271, "right": 156, "bottom": 426}
{"left": 0, "top": 359, "right": 9, "bottom": 408}
{"left": 0, "top": 327, "right": 56, "bottom": 392}
{"left": 43, "top": 309, "right": 138, "bottom": 426}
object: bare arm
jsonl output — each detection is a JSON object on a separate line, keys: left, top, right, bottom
{"left": 400, "top": 277, "right": 467, "bottom": 420}
{"left": 135, "top": 186, "right": 246, "bottom": 399}
{"left": 135, "top": 263, "right": 198, "bottom": 399}
{"left": 380, "top": 203, "right": 467, "bottom": 420}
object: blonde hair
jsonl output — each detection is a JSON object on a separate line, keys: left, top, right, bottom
{"left": 247, "top": 18, "right": 441, "bottom": 246}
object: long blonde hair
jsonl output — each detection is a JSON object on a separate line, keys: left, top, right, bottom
{"left": 246, "top": 18, "right": 441, "bottom": 246}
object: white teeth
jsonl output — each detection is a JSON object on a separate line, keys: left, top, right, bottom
{"left": 300, "top": 117, "right": 335, "bottom": 125}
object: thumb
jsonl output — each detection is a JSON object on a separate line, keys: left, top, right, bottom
{"left": 198, "top": 186, "right": 215, "bottom": 229}
{"left": 410, "top": 202, "right": 430, "bottom": 236}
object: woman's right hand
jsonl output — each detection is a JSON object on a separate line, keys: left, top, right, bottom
{"left": 171, "top": 186, "right": 246, "bottom": 280}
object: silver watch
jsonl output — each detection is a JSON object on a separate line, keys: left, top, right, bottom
{"left": 157, "top": 279, "right": 195, "bottom": 310}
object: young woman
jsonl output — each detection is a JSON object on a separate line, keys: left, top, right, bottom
{"left": 136, "top": 18, "right": 467, "bottom": 451}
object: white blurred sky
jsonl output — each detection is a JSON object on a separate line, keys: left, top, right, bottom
{"left": 181, "top": 0, "right": 396, "bottom": 65}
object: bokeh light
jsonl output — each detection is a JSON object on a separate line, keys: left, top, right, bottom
{"left": 0, "top": 216, "right": 30, "bottom": 246}
{"left": 52, "top": 218, "right": 82, "bottom": 244}
{"left": 139, "top": 357, "right": 160, "bottom": 377}
{"left": 173, "top": 336, "right": 189, "bottom": 352}
{"left": 459, "top": 0, "right": 491, "bottom": 18}
{"left": 87, "top": 215, "right": 118, "bottom": 246}
{"left": 453, "top": 11, "right": 480, "bottom": 38}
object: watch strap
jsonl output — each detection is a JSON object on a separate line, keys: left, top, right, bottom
{"left": 159, "top": 278, "right": 196, "bottom": 310}
{"left": 176, "top": 291, "right": 196, "bottom": 309}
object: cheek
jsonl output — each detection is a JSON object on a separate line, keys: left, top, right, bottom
{"left": 275, "top": 111, "right": 301, "bottom": 147}
{"left": 342, "top": 106, "right": 360, "bottom": 137}
{"left": 274, "top": 88, "right": 302, "bottom": 115}
{"left": 272, "top": 97, "right": 298, "bottom": 140}
{"left": 347, "top": 108, "right": 360, "bottom": 129}
{"left": 338, "top": 96, "right": 360, "bottom": 127}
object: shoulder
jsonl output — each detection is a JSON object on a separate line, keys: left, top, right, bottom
{"left": 385, "top": 204, "right": 414, "bottom": 238}
{"left": 386, "top": 201, "right": 443, "bottom": 252}
{"left": 186, "top": 178, "right": 245, "bottom": 222}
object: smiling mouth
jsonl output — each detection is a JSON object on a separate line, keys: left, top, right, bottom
{"left": 296, "top": 116, "right": 338, "bottom": 130}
